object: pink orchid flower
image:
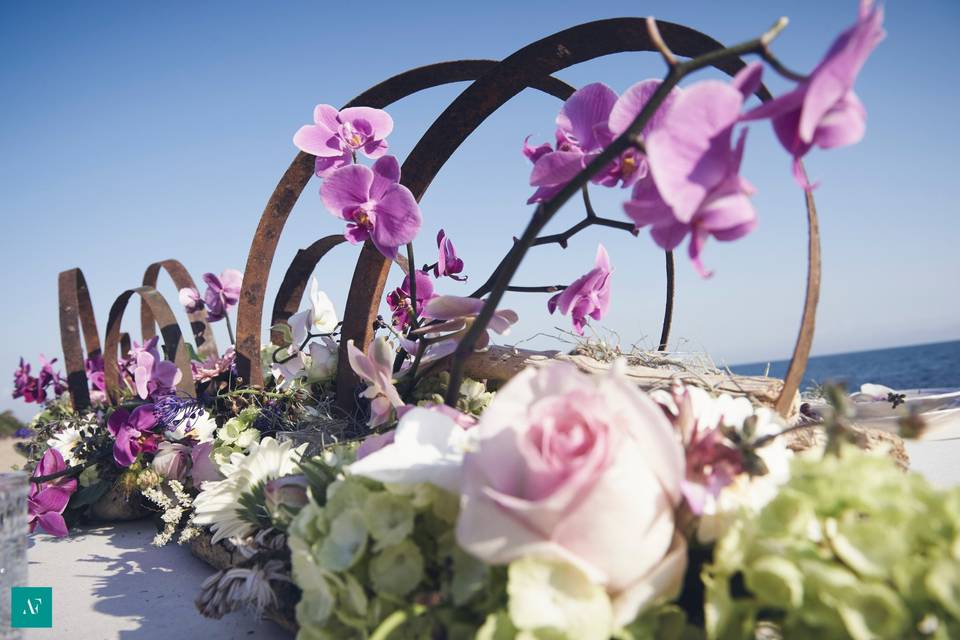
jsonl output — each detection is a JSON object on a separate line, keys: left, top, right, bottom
{"left": 28, "top": 448, "right": 78, "bottom": 537}
{"left": 294, "top": 104, "right": 394, "bottom": 176}
{"left": 320, "top": 155, "right": 421, "bottom": 260}
{"left": 107, "top": 404, "right": 161, "bottom": 467}
{"left": 623, "top": 64, "right": 762, "bottom": 277}
{"left": 417, "top": 295, "right": 518, "bottom": 351}
{"left": 131, "top": 336, "right": 182, "bottom": 400}
{"left": 548, "top": 244, "right": 613, "bottom": 335}
{"left": 346, "top": 337, "right": 404, "bottom": 428}
{"left": 743, "top": 0, "right": 885, "bottom": 188}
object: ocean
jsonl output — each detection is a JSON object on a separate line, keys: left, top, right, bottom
{"left": 731, "top": 340, "right": 960, "bottom": 394}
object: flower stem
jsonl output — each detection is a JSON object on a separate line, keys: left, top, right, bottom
{"left": 444, "top": 18, "right": 791, "bottom": 406}
{"left": 658, "top": 250, "right": 675, "bottom": 351}
{"left": 30, "top": 461, "right": 90, "bottom": 484}
{"left": 369, "top": 605, "right": 427, "bottom": 640}
{"left": 224, "top": 313, "right": 236, "bottom": 345}
{"left": 506, "top": 285, "right": 566, "bottom": 293}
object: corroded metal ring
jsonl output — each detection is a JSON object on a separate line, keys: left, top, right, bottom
{"left": 58, "top": 268, "right": 102, "bottom": 410}
{"left": 141, "top": 259, "right": 219, "bottom": 359}
{"left": 102, "top": 286, "right": 196, "bottom": 402}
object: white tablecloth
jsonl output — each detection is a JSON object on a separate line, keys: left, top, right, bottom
{"left": 24, "top": 522, "right": 288, "bottom": 639}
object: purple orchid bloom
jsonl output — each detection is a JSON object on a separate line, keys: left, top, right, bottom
{"left": 294, "top": 104, "right": 394, "bottom": 177}
{"left": 525, "top": 83, "right": 617, "bottom": 204}
{"left": 417, "top": 295, "right": 518, "bottom": 351}
{"left": 28, "top": 448, "right": 78, "bottom": 537}
{"left": 524, "top": 81, "right": 679, "bottom": 204}
{"left": 12, "top": 358, "right": 39, "bottom": 403}
{"left": 178, "top": 287, "right": 205, "bottom": 314}
{"left": 346, "top": 338, "right": 404, "bottom": 428}
{"left": 434, "top": 229, "right": 466, "bottom": 280}
{"left": 37, "top": 355, "right": 67, "bottom": 398}
{"left": 85, "top": 355, "right": 107, "bottom": 403}
{"left": 202, "top": 269, "right": 243, "bottom": 323}
{"left": 624, "top": 65, "right": 762, "bottom": 277}
{"left": 131, "top": 337, "right": 181, "bottom": 400}
{"left": 107, "top": 404, "right": 160, "bottom": 467}
{"left": 744, "top": 0, "right": 885, "bottom": 189}
{"left": 386, "top": 270, "right": 436, "bottom": 332}
{"left": 320, "top": 155, "right": 421, "bottom": 260}
{"left": 548, "top": 244, "right": 613, "bottom": 335}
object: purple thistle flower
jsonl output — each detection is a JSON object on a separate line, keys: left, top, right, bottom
{"left": 28, "top": 448, "right": 77, "bottom": 537}
{"left": 294, "top": 104, "right": 394, "bottom": 177}
{"left": 14, "top": 427, "right": 32, "bottom": 439}
{"left": 202, "top": 269, "right": 242, "bottom": 323}
{"left": 386, "top": 270, "right": 435, "bottom": 332}
{"left": 743, "top": 0, "right": 885, "bottom": 188}
{"left": 153, "top": 394, "right": 204, "bottom": 430}
{"left": 434, "top": 229, "right": 466, "bottom": 281}
{"left": 320, "top": 155, "right": 421, "bottom": 260}
{"left": 548, "top": 244, "right": 613, "bottom": 335}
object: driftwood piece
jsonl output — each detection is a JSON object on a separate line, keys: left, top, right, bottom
{"left": 784, "top": 425, "right": 910, "bottom": 470}
{"left": 462, "top": 345, "right": 800, "bottom": 421}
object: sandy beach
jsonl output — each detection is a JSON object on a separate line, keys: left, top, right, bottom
{"left": 0, "top": 437, "right": 25, "bottom": 472}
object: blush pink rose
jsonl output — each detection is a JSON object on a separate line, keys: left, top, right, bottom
{"left": 456, "top": 361, "right": 687, "bottom": 626}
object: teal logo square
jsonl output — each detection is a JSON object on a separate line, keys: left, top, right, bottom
{"left": 11, "top": 587, "right": 52, "bottom": 628}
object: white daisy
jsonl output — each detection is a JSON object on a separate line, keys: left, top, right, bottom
{"left": 47, "top": 426, "right": 83, "bottom": 466}
{"left": 192, "top": 437, "right": 307, "bottom": 543}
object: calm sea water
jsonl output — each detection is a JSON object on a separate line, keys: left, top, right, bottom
{"left": 731, "top": 340, "right": 960, "bottom": 393}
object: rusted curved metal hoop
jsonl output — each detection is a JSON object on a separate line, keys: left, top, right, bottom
{"left": 233, "top": 18, "right": 818, "bottom": 420}
{"left": 58, "top": 268, "right": 102, "bottom": 410}
{"left": 102, "top": 286, "right": 196, "bottom": 402}
{"left": 270, "top": 235, "right": 347, "bottom": 345}
{"left": 234, "top": 59, "right": 575, "bottom": 384}
{"left": 332, "top": 18, "right": 796, "bottom": 409}
{"left": 142, "top": 259, "right": 219, "bottom": 359}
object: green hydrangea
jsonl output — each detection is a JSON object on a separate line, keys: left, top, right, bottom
{"left": 705, "top": 446, "right": 960, "bottom": 639}
{"left": 288, "top": 452, "right": 505, "bottom": 639}
{"left": 413, "top": 372, "right": 495, "bottom": 417}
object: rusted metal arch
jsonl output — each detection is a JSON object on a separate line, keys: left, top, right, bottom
{"left": 102, "top": 286, "right": 196, "bottom": 402}
{"left": 333, "top": 17, "right": 812, "bottom": 414}
{"left": 233, "top": 59, "right": 576, "bottom": 385}
{"left": 269, "top": 235, "right": 347, "bottom": 346}
{"left": 141, "top": 259, "right": 219, "bottom": 359}
{"left": 58, "top": 268, "right": 102, "bottom": 410}
{"left": 232, "top": 18, "right": 819, "bottom": 420}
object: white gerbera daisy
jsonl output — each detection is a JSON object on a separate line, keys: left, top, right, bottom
{"left": 47, "top": 426, "right": 83, "bottom": 466}
{"left": 192, "top": 437, "right": 307, "bottom": 543}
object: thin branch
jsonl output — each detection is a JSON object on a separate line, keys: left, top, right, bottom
{"left": 444, "top": 18, "right": 792, "bottom": 406}
{"left": 658, "top": 250, "right": 675, "bottom": 351}
{"left": 506, "top": 285, "right": 567, "bottom": 293}
{"left": 31, "top": 462, "right": 89, "bottom": 484}
{"left": 647, "top": 17, "right": 678, "bottom": 68}
{"left": 760, "top": 46, "right": 808, "bottom": 83}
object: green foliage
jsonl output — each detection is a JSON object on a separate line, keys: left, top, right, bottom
{"left": 288, "top": 458, "right": 505, "bottom": 639}
{"left": 705, "top": 446, "right": 960, "bottom": 639}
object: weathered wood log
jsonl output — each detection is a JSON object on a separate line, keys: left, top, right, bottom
{"left": 783, "top": 425, "right": 910, "bottom": 470}
{"left": 462, "top": 345, "right": 800, "bottom": 421}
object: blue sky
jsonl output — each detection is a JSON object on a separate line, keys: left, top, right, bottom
{"left": 2, "top": 1, "right": 958, "bottom": 419}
